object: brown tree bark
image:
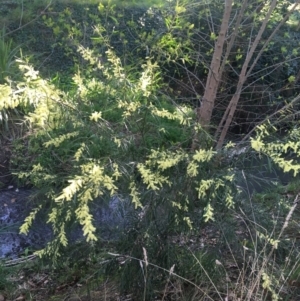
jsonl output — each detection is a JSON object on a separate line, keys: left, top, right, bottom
{"left": 215, "top": 0, "right": 300, "bottom": 149}
{"left": 196, "top": 0, "right": 233, "bottom": 126}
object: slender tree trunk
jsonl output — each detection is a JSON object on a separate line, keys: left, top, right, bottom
{"left": 196, "top": 0, "right": 233, "bottom": 125}
{"left": 219, "top": 0, "right": 248, "bottom": 79}
{"left": 215, "top": 0, "right": 300, "bottom": 149}
{"left": 191, "top": 0, "right": 233, "bottom": 151}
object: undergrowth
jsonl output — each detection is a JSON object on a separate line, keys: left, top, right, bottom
{"left": 0, "top": 0, "right": 300, "bottom": 300}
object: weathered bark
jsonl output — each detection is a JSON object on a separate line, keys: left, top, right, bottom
{"left": 196, "top": 0, "right": 233, "bottom": 126}
{"left": 191, "top": 0, "right": 234, "bottom": 151}
{"left": 215, "top": 0, "right": 300, "bottom": 149}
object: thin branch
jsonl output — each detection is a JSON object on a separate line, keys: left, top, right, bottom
{"left": 215, "top": 0, "right": 278, "bottom": 149}
{"left": 239, "top": 93, "right": 300, "bottom": 144}
{"left": 1, "top": 0, "right": 53, "bottom": 39}
{"left": 219, "top": 0, "right": 248, "bottom": 75}
{"left": 216, "top": 0, "right": 300, "bottom": 149}
{"left": 247, "top": 1, "right": 300, "bottom": 78}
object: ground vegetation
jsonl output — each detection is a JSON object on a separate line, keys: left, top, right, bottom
{"left": 0, "top": 0, "right": 300, "bottom": 300}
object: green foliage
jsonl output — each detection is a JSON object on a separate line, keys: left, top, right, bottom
{"left": 251, "top": 123, "right": 300, "bottom": 176}
{"left": 0, "top": 28, "right": 20, "bottom": 84}
{"left": 1, "top": 42, "right": 237, "bottom": 265}
{"left": 1, "top": 1, "right": 300, "bottom": 299}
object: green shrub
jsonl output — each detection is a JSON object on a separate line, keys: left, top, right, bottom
{"left": 1, "top": 1, "right": 300, "bottom": 299}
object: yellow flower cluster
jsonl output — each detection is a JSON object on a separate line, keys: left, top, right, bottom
{"left": 251, "top": 124, "right": 300, "bottom": 176}
{"left": 44, "top": 131, "right": 79, "bottom": 148}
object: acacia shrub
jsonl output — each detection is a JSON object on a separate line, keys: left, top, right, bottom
{"left": 1, "top": 1, "right": 300, "bottom": 298}
{"left": 1, "top": 44, "right": 238, "bottom": 273}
